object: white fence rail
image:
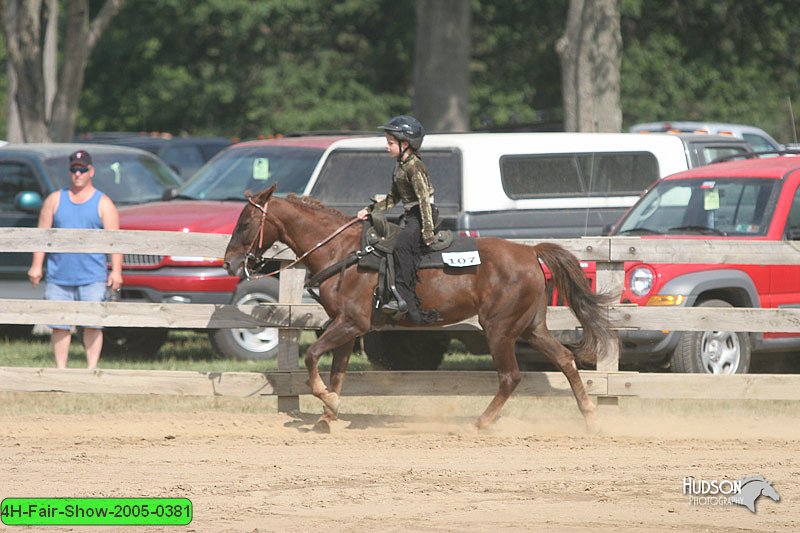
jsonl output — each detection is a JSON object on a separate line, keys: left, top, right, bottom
{"left": 3, "top": 228, "right": 800, "bottom": 405}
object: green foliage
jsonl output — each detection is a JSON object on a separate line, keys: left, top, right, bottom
{"left": 470, "top": 0, "right": 566, "bottom": 129}
{"left": 80, "top": 0, "right": 414, "bottom": 137}
{"left": 620, "top": 0, "right": 800, "bottom": 141}
{"left": 60, "top": 0, "right": 800, "bottom": 142}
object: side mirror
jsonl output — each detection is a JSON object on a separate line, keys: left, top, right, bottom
{"left": 162, "top": 187, "right": 178, "bottom": 201}
{"left": 14, "top": 191, "right": 43, "bottom": 213}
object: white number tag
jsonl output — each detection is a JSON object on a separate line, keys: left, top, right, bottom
{"left": 442, "top": 251, "right": 481, "bottom": 267}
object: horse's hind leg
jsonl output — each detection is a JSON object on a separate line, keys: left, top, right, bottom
{"left": 477, "top": 328, "right": 521, "bottom": 429}
{"left": 313, "top": 338, "right": 356, "bottom": 433}
{"left": 523, "top": 324, "right": 597, "bottom": 433}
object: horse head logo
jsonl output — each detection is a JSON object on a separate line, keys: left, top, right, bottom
{"left": 730, "top": 475, "right": 780, "bottom": 513}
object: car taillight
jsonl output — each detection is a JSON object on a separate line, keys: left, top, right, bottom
{"left": 459, "top": 230, "right": 480, "bottom": 237}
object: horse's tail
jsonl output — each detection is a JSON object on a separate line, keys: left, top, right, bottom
{"left": 533, "top": 242, "right": 617, "bottom": 366}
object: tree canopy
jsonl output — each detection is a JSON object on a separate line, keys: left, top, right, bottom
{"left": 2, "top": 0, "right": 800, "bottom": 142}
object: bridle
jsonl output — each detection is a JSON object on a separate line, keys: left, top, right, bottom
{"left": 242, "top": 196, "right": 270, "bottom": 279}
{"left": 242, "top": 195, "right": 361, "bottom": 280}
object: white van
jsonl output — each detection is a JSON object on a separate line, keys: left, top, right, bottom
{"left": 303, "top": 132, "right": 752, "bottom": 239}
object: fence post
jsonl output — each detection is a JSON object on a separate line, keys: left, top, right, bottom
{"left": 594, "top": 260, "right": 624, "bottom": 372}
{"left": 276, "top": 264, "right": 305, "bottom": 412}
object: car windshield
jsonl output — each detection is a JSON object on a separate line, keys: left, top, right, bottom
{"left": 614, "top": 177, "right": 779, "bottom": 236}
{"left": 45, "top": 153, "right": 181, "bottom": 206}
{"left": 178, "top": 146, "right": 324, "bottom": 201}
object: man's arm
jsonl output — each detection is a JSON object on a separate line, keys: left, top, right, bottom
{"left": 27, "top": 192, "right": 59, "bottom": 287}
{"left": 99, "top": 195, "right": 123, "bottom": 290}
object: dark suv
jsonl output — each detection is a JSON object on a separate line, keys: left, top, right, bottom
{"left": 76, "top": 132, "right": 233, "bottom": 180}
{"left": 0, "top": 143, "right": 182, "bottom": 336}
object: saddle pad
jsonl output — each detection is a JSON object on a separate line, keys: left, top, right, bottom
{"left": 420, "top": 236, "right": 479, "bottom": 269}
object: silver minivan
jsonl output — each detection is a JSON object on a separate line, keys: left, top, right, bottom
{"left": 629, "top": 121, "right": 782, "bottom": 152}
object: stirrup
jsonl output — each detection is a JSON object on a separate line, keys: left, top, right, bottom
{"left": 381, "top": 299, "right": 407, "bottom": 315}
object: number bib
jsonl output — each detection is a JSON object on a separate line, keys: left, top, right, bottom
{"left": 441, "top": 251, "right": 481, "bottom": 267}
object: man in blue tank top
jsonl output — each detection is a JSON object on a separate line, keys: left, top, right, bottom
{"left": 28, "top": 150, "right": 123, "bottom": 369}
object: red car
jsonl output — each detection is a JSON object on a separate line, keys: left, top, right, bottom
{"left": 608, "top": 153, "right": 800, "bottom": 373}
{"left": 115, "top": 135, "right": 355, "bottom": 359}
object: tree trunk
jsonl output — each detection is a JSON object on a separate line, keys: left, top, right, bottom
{"left": 5, "top": 0, "right": 22, "bottom": 143}
{"left": 43, "top": 0, "right": 57, "bottom": 120}
{"left": 556, "top": 0, "right": 622, "bottom": 132}
{"left": 0, "top": 0, "right": 124, "bottom": 142}
{"left": 413, "top": 0, "right": 471, "bottom": 132}
{"left": 2, "top": 0, "right": 48, "bottom": 142}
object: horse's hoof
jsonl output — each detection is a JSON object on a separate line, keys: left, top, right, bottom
{"left": 321, "top": 392, "right": 340, "bottom": 415}
{"left": 586, "top": 422, "right": 602, "bottom": 436}
{"left": 313, "top": 419, "right": 332, "bottom": 434}
{"left": 473, "top": 418, "right": 490, "bottom": 431}
{"left": 584, "top": 412, "right": 601, "bottom": 435}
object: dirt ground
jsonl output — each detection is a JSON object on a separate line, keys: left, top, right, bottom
{"left": 1, "top": 393, "right": 798, "bottom": 533}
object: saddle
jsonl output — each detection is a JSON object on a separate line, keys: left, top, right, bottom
{"left": 358, "top": 213, "right": 479, "bottom": 323}
{"left": 304, "top": 213, "right": 480, "bottom": 324}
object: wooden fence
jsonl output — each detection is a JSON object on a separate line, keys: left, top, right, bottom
{"left": 3, "top": 227, "right": 800, "bottom": 408}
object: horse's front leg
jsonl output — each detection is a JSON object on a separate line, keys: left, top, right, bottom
{"left": 314, "top": 338, "right": 356, "bottom": 433}
{"left": 304, "top": 317, "right": 360, "bottom": 420}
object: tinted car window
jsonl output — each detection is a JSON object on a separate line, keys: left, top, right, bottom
{"left": 699, "top": 145, "right": 747, "bottom": 163}
{"left": 0, "top": 162, "right": 39, "bottom": 210}
{"left": 310, "top": 149, "right": 461, "bottom": 210}
{"left": 616, "top": 178, "right": 778, "bottom": 236}
{"left": 500, "top": 152, "right": 659, "bottom": 199}
{"left": 160, "top": 145, "right": 205, "bottom": 178}
{"left": 43, "top": 153, "right": 180, "bottom": 206}
{"left": 180, "top": 146, "right": 324, "bottom": 200}
{"left": 742, "top": 133, "right": 775, "bottom": 153}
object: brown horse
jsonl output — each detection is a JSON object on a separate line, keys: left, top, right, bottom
{"left": 223, "top": 184, "right": 616, "bottom": 432}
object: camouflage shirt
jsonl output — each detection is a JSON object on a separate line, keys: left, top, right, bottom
{"left": 369, "top": 153, "right": 436, "bottom": 243}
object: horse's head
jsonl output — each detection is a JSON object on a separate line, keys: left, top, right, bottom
{"left": 223, "top": 184, "right": 279, "bottom": 278}
{"left": 760, "top": 481, "right": 781, "bottom": 502}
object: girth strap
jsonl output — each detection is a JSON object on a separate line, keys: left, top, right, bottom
{"left": 305, "top": 252, "right": 360, "bottom": 290}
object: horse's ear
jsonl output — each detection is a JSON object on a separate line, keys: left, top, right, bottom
{"left": 255, "top": 183, "right": 277, "bottom": 201}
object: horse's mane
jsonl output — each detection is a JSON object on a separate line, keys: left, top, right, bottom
{"left": 285, "top": 193, "right": 351, "bottom": 223}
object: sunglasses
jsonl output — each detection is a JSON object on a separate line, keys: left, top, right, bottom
{"left": 71, "top": 166, "right": 90, "bottom": 174}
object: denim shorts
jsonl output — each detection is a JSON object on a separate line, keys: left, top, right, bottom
{"left": 45, "top": 281, "right": 107, "bottom": 330}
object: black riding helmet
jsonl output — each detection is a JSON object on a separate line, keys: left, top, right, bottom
{"left": 380, "top": 115, "right": 425, "bottom": 152}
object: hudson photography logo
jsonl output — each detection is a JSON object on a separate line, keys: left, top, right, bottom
{"left": 683, "top": 475, "right": 781, "bottom": 513}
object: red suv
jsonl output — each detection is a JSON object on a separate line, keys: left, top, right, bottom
{"left": 609, "top": 153, "right": 800, "bottom": 373}
{"left": 115, "top": 135, "right": 353, "bottom": 359}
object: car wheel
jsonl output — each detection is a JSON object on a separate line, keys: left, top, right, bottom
{"left": 363, "top": 331, "right": 447, "bottom": 370}
{"left": 102, "top": 327, "right": 169, "bottom": 358}
{"left": 210, "top": 278, "right": 281, "bottom": 360}
{"left": 670, "top": 299, "right": 751, "bottom": 374}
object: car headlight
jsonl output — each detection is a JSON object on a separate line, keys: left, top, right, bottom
{"left": 629, "top": 266, "right": 655, "bottom": 296}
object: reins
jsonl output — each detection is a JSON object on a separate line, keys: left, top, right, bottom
{"left": 243, "top": 195, "right": 361, "bottom": 280}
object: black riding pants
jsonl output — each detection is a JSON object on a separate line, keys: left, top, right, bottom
{"left": 394, "top": 205, "right": 436, "bottom": 321}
